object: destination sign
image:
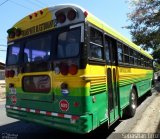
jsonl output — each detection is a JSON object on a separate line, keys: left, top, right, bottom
{"left": 21, "top": 20, "right": 56, "bottom": 37}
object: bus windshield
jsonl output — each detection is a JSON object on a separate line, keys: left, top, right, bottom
{"left": 24, "top": 34, "right": 51, "bottom": 63}
{"left": 57, "top": 27, "right": 81, "bottom": 58}
{"left": 6, "top": 27, "right": 81, "bottom": 66}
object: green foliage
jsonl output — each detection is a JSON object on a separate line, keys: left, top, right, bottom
{"left": 153, "top": 62, "right": 160, "bottom": 71}
{"left": 126, "top": 0, "right": 160, "bottom": 52}
{"left": 126, "top": 0, "right": 160, "bottom": 70}
{"left": 152, "top": 48, "right": 160, "bottom": 59}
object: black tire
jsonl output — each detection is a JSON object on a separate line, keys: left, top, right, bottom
{"left": 128, "top": 89, "right": 137, "bottom": 117}
{"left": 147, "top": 89, "right": 152, "bottom": 96}
{"left": 123, "top": 88, "right": 137, "bottom": 118}
{"left": 151, "top": 80, "right": 155, "bottom": 88}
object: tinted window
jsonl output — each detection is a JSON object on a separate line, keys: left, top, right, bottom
{"left": 7, "top": 44, "right": 20, "bottom": 65}
{"left": 24, "top": 35, "right": 51, "bottom": 63}
{"left": 104, "top": 38, "right": 111, "bottom": 63}
{"left": 117, "top": 43, "right": 123, "bottom": 62}
{"left": 57, "top": 28, "right": 81, "bottom": 58}
{"left": 123, "top": 45, "right": 129, "bottom": 63}
{"left": 23, "top": 75, "right": 51, "bottom": 93}
{"left": 90, "top": 43, "right": 103, "bottom": 59}
{"left": 90, "top": 28, "right": 103, "bottom": 45}
{"left": 90, "top": 28, "right": 103, "bottom": 59}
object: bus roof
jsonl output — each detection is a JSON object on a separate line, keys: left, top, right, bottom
{"left": 7, "top": 4, "right": 152, "bottom": 59}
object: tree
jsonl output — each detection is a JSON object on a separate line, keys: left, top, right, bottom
{"left": 126, "top": 0, "right": 160, "bottom": 70}
{"left": 126, "top": 0, "right": 160, "bottom": 52}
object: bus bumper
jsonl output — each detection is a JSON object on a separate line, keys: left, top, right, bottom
{"left": 6, "top": 106, "right": 93, "bottom": 134}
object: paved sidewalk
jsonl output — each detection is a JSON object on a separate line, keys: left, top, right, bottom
{"left": 130, "top": 93, "right": 160, "bottom": 133}
{"left": 0, "top": 92, "right": 5, "bottom": 102}
{"left": 0, "top": 95, "right": 5, "bottom": 101}
{"left": 0, "top": 98, "right": 5, "bottom": 102}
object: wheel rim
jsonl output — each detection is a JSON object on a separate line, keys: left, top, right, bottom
{"left": 131, "top": 92, "right": 137, "bottom": 110}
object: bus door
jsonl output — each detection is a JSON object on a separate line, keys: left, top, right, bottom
{"left": 104, "top": 36, "right": 119, "bottom": 124}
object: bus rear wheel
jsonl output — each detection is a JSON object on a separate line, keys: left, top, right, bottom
{"left": 124, "top": 88, "right": 137, "bottom": 118}
{"left": 128, "top": 89, "right": 137, "bottom": 117}
{"left": 147, "top": 89, "right": 152, "bottom": 96}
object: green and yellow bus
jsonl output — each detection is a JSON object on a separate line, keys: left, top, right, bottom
{"left": 5, "top": 4, "right": 153, "bottom": 133}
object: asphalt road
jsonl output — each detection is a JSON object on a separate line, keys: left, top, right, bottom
{"left": 0, "top": 84, "right": 159, "bottom": 139}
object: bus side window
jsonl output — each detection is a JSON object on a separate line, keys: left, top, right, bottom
{"left": 89, "top": 27, "right": 103, "bottom": 59}
{"left": 90, "top": 43, "right": 102, "bottom": 58}
{"left": 123, "top": 45, "right": 129, "bottom": 64}
{"left": 104, "top": 36, "right": 111, "bottom": 63}
{"left": 117, "top": 43, "right": 123, "bottom": 63}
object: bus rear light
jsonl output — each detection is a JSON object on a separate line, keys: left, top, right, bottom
{"left": 9, "top": 70, "right": 15, "bottom": 77}
{"left": 29, "top": 15, "right": 32, "bottom": 19}
{"left": 15, "top": 28, "right": 21, "bottom": 37}
{"left": 56, "top": 13, "right": 66, "bottom": 23}
{"left": 5, "top": 70, "right": 15, "bottom": 78}
{"left": 7, "top": 27, "right": 16, "bottom": 38}
{"left": 34, "top": 12, "right": 38, "bottom": 17}
{"left": 5, "top": 70, "right": 9, "bottom": 78}
{"left": 40, "top": 10, "right": 43, "bottom": 15}
{"left": 74, "top": 102, "right": 79, "bottom": 107}
{"left": 69, "top": 64, "right": 78, "bottom": 75}
{"left": 60, "top": 63, "right": 68, "bottom": 75}
{"left": 67, "top": 9, "right": 77, "bottom": 21}
{"left": 9, "top": 32, "right": 15, "bottom": 38}
{"left": 84, "top": 11, "right": 88, "bottom": 17}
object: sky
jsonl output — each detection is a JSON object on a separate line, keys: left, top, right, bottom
{"left": 0, "top": 0, "right": 131, "bottom": 63}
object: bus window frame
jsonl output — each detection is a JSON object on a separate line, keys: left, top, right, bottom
{"left": 6, "top": 41, "right": 21, "bottom": 66}
{"left": 70, "top": 23, "right": 84, "bottom": 43}
{"left": 88, "top": 24, "right": 105, "bottom": 64}
{"left": 56, "top": 24, "right": 82, "bottom": 59}
{"left": 116, "top": 40, "right": 153, "bottom": 69}
{"left": 86, "top": 23, "right": 153, "bottom": 69}
{"left": 23, "top": 32, "right": 53, "bottom": 63}
{"left": 8, "top": 30, "right": 54, "bottom": 73}
{"left": 117, "top": 42, "right": 123, "bottom": 64}
{"left": 104, "top": 34, "right": 117, "bottom": 66}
